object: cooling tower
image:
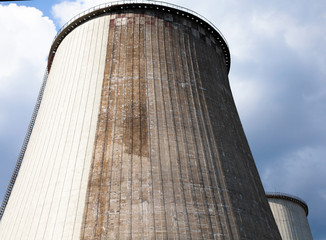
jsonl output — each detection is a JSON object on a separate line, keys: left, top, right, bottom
{"left": 267, "top": 192, "right": 313, "bottom": 240}
{"left": 0, "top": 1, "right": 281, "bottom": 239}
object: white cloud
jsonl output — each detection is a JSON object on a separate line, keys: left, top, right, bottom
{"left": 229, "top": 75, "right": 266, "bottom": 121}
{"left": 52, "top": 0, "right": 202, "bottom": 27}
{"left": 52, "top": 0, "right": 115, "bottom": 26}
{"left": 0, "top": 3, "right": 56, "bottom": 135}
{"left": 0, "top": 4, "right": 56, "bottom": 97}
{"left": 0, "top": 3, "right": 56, "bottom": 148}
{"left": 262, "top": 146, "right": 326, "bottom": 191}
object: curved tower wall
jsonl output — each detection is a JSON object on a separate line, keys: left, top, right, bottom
{"left": 0, "top": 16, "right": 109, "bottom": 240}
{"left": 0, "top": 2, "right": 281, "bottom": 239}
{"left": 267, "top": 193, "right": 313, "bottom": 240}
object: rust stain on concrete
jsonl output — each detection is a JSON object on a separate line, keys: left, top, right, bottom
{"left": 123, "top": 97, "right": 148, "bottom": 158}
{"left": 80, "top": 9, "right": 281, "bottom": 240}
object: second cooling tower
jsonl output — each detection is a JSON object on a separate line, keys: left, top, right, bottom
{"left": 267, "top": 193, "right": 313, "bottom": 240}
{"left": 0, "top": 1, "right": 281, "bottom": 239}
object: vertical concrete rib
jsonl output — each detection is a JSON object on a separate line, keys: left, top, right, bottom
{"left": 172, "top": 24, "right": 196, "bottom": 239}
{"left": 158, "top": 17, "right": 179, "bottom": 239}
{"left": 164, "top": 20, "right": 190, "bottom": 239}
{"left": 182, "top": 30, "right": 215, "bottom": 239}
{"left": 47, "top": 20, "right": 89, "bottom": 239}
{"left": 177, "top": 26, "right": 205, "bottom": 240}
{"left": 70, "top": 14, "right": 110, "bottom": 240}
{"left": 105, "top": 17, "right": 121, "bottom": 239}
{"left": 62, "top": 15, "right": 108, "bottom": 239}
{"left": 140, "top": 13, "right": 155, "bottom": 240}
{"left": 110, "top": 15, "right": 123, "bottom": 239}
{"left": 81, "top": 15, "right": 116, "bottom": 240}
{"left": 151, "top": 15, "right": 169, "bottom": 239}
{"left": 98, "top": 15, "right": 115, "bottom": 240}
{"left": 119, "top": 13, "right": 132, "bottom": 239}
{"left": 136, "top": 14, "right": 145, "bottom": 239}
{"left": 6, "top": 31, "right": 71, "bottom": 239}
{"left": 24, "top": 22, "right": 79, "bottom": 240}
{"left": 147, "top": 15, "right": 162, "bottom": 238}
{"left": 130, "top": 14, "right": 142, "bottom": 239}
{"left": 192, "top": 37, "right": 238, "bottom": 239}
{"left": 100, "top": 15, "right": 115, "bottom": 240}
{"left": 116, "top": 14, "right": 127, "bottom": 240}
{"left": 144, "top": 14, "right": 157, "bottom": 239}
{"left": 53, "top": 16, "right": 98, "bottom": 239}
{"left": 125, "top": 13, "right": 135, "bottom": 239}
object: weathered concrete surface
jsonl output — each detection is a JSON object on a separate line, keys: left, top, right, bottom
{"left": 80, "top": 10, "right": 281, "bottom": 240}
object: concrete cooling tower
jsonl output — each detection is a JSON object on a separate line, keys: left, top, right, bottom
{"left": 0, "top": 1, "right": 281, "bottom": 239}
{"left": 267, "top": 192, "right": 313, "bottom": 240}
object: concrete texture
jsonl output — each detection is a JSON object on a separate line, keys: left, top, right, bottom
{"left": 0, "top": 3, "right": 281, "bottom": 240}
{"left": 0, "top": 16, "right": 109, "bottom": 240}
{"left": 79, "top": 8, "right": 280, "bottom": 240}
{"left": 267, "top": 194, "right": 313, "bottom": 240}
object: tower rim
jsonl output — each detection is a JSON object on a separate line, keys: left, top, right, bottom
{"left": 48, "top": 0, "right": 231, "bottom": 73}
{"left": 266, "top": 192, "right": 309, "bottom": 216}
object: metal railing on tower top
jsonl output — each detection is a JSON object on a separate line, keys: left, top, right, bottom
{"left": 48, "top": 0, "right": 230, "bottom": 72}
{"left": 52, "top": 0, "right": 228, "bottom": 48}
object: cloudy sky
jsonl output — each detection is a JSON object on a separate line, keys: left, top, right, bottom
{"left": 0, "top": 0, "right": 325, "bottom": 238}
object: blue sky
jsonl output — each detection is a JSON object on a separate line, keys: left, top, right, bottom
{"left": 0, "top": 0, "right": 325, "bottom": 239}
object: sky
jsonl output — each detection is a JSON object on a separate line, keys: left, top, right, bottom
{"left": 0, "top": 0, "right": 325, "bottom": 239}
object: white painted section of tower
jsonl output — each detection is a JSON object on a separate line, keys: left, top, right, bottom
{"left": 268, "top": 197, "right": 313, "bottom": 240}
{"left": 0, "top": 16, "right": 110, "bottom": 240}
